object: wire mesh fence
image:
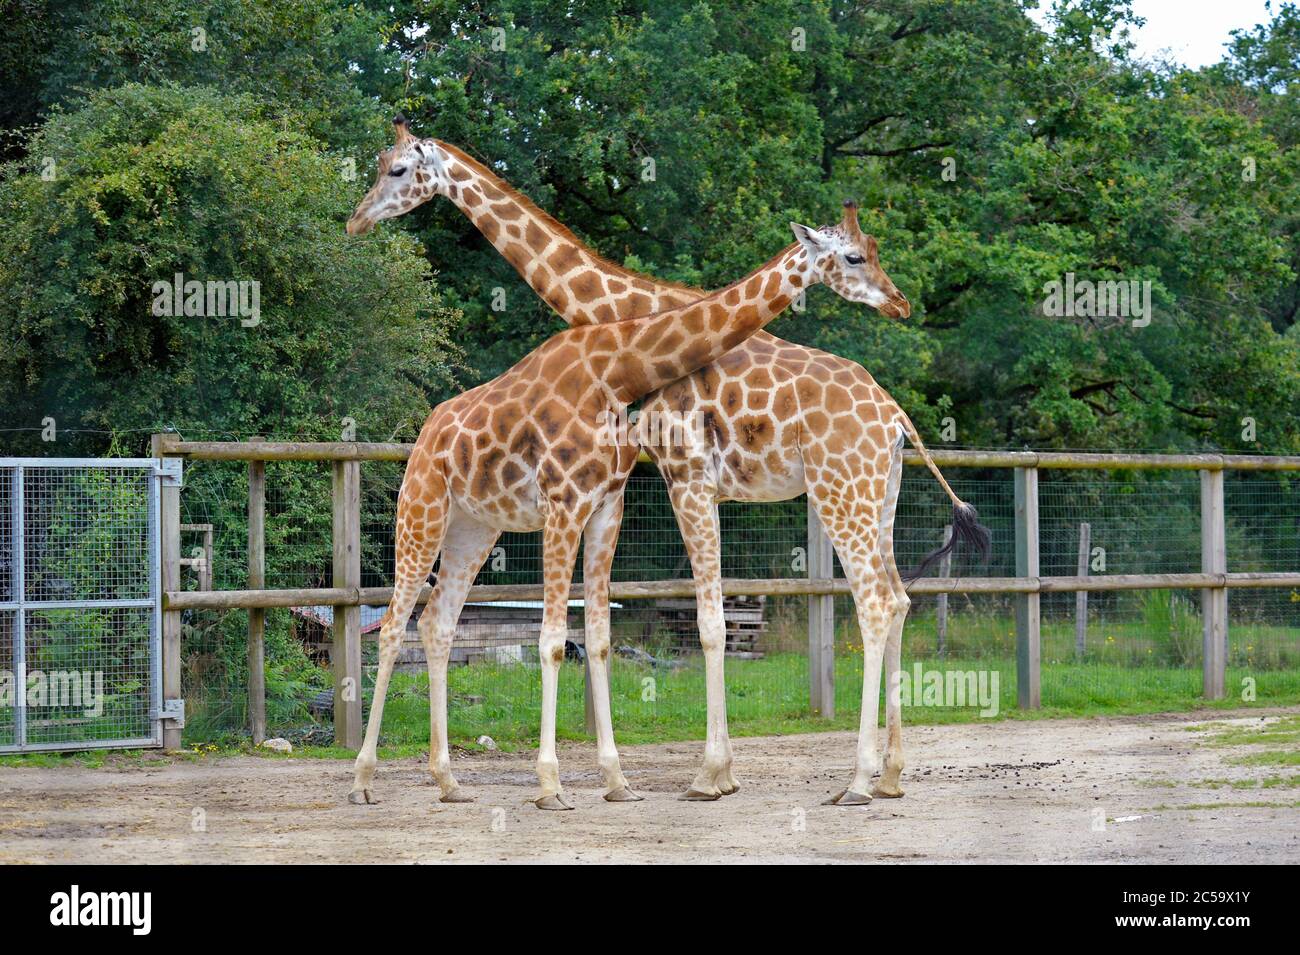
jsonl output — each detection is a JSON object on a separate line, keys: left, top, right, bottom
{"left": 0, "top": 462, "right": 160, "bottom": 752}
{"left": 160, "top": 438, "right": 1300, "bottom": 748}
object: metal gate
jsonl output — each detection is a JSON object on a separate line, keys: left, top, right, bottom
{"left": 1, "top": 459, "right": 169, "bottom": 752}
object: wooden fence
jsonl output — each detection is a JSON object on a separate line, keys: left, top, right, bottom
{"left": 151, "top": 435, "right": 1300, "bottom": 750}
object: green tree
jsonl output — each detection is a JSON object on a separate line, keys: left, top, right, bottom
{"left": 0, "top": 83, "right": 461, "bottom": 454}
{"left": 1, "top": 0, "right": 394, "bottom": 150}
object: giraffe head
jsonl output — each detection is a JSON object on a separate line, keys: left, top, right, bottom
{"left": 346, "top": 116, "right": 449, "bottom": 235}
{"left": 790, "top": 201, "right": 910, "bottom": 318}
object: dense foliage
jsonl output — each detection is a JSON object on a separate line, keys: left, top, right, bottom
{"left": 0, "top": 84, "right": 459, "bottom": 452}
{"left": 1, "top": 0, "right": 1296, "bottom": 452}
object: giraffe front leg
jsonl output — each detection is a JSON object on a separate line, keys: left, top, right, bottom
{"left": 583, "top": 494, "right": 642, "bottom": 803}
{"left": 534, "top": 506, "right": 588, "bottom": 811}
{"left": 417, "top": 512, "right": 500, "bottom": 803}
{"left": 535, "top": 619, "right": 574, "bottom": 811}
{"left": 349, "top": 634, "right": 400, "bottom": 804}
{"left": 667, "top": 487, "right": 738, "bottom": 801}
{"left": 349, "top": 480, "right": 447, "bottom": 805}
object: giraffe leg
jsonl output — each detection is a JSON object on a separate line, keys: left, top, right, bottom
{"left": 668, "top": 483, "right": 738, "bottom": 801}
{"left": 416, "top": 508, "right": 499, "bottom": 803}
{"left": 534, "top": 503, "right": 590, "bottom": 811}
{"left": 582, "top": 492, "right": 641, "bottom": 802}
{"left": 807, "top": 477, "right": 896, "bottom": 807}
{"left": 874, "top": 439, "right": 910, "bottom": 798}
{"left": 349, "top": 471, "right": 448, "bottom": 805}
{"left": 873, "top": 590, "right": 909, "bottom": 799}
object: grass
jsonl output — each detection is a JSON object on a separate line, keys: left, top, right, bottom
{"left": 320, "top": 652, "right": 1300, "bottom": 753}
{"left": 1199, "top": 714, "right": 1300, "bottom": 747}
{"left": 1152, "top": 801, "right": 1300, "bottom": 810}
{"left": 5, "top": 611, "right": 1299, "bottom": 766}
{"left": 1136, "top": 714, "right": 1300, "bottom": 805}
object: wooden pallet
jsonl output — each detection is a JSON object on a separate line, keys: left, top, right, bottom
{"left": 653, "top": 595, "right": 768, "bottom": 657}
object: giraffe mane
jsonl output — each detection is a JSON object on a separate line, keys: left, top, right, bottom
{"left": 434, "top": 140, "right": 703, "bottom": 299}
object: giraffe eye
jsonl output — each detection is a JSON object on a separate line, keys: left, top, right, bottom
{"left": 388, "top": 166, "right": 407, "bottom": 177}
{"left": 845, "top": 253, "right": 865, "bottom": 266}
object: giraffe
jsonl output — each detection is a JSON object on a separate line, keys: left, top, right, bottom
{"left": 347, "top": 118, "right": 989, "bottom": 806}
{"left": 345, "top": 185, "right": 910, "bottom": 810}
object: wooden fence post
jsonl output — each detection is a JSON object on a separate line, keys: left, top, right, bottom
{"left": 807, "top": 500, "right": 835, "bottom": 718}
{"left": 332, "top": 458, "right": 363, "bottom": 749}
{"left": 151, "top": 434, "right": 184, "bottom": 751}
{"left": 200, "top": 524, "right": 213, "bottom": 591}
{"left": 1014, "top": 467, "right": 1041, "bottom": 709}
{"left": 1200, "top": 469, "right": 1227, "bottom": 700}
{"left": 247, "top": 440, "right": 266, "bottom": 745}
{"left": 936, "top": 524, "right": 952, "bottom": 657}
{"left": 1075, "top": 522, "right": 1090, "bottom": 659}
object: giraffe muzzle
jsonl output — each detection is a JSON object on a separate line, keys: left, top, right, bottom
{"left": 880, "top": 295, "right": 911, "bottom": 319}
{"left": 345, "top": 213, "right": 375, "bottom": 236}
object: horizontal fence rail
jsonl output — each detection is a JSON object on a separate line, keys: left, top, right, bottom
{"left": 161, "top": 571, "right": 1300, "bottom": 611}
{"left": 148, "top": 436, "right": 1300, "bottom": 749}
{"left": 157, "top": 437, "right": 1300, "bottom": 471}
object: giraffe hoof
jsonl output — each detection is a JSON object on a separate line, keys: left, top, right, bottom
{"left": 535, "top": 793, "right": 575, "bottom": 811}
{"left": 718, "top": 780, "right": 741, "bottom": 796}
{"left": 679, "top": 787, "right": 722, "bottom": 802}
{"left": 347, "top": 788, "right": 377, "bottom": 805}
{"left": 603, "top": 786, "right": 644, "bottom": 802}
{"left": 871, "top": 784, "right": 905, "bottom": 799}
{"left": 440, "top": 788, "right": 475, "bottom": 803}
{"left": 827, "top": 788, "right": 873, "bottom": 806}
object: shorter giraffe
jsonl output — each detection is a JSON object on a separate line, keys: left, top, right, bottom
{"left": 346, "top": 205, "right": 910, "bottom": 809}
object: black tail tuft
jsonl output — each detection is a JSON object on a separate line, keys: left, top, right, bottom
{"left": 902, "top": 502, "right": 992, "bottom": 583}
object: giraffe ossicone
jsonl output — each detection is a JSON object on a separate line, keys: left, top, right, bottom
{"left": 346, "top": 119, "right": 989, "bottom": 809}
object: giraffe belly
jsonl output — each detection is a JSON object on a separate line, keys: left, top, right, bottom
{"left": 451, "top": 486, "right": 546, "bottom": 534}
{"left": 716, "top": 445, "right": 806, "bottom": 502}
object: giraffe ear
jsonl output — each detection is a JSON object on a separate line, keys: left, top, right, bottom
{"left": 790, "top": 222, "right": 827, "bottom": 256}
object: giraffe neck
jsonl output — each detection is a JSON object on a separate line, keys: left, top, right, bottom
{"left": 612, "top": 244, "right": 808, "bottom": 402}
{"left": 430, "top": 140, "right": 695, "bottom": 325}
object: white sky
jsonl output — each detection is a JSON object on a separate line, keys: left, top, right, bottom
{"left": 1028, "top": 0, "right": 1279, "bottom": 68}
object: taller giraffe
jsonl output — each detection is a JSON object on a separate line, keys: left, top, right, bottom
{"left": 348, "top": 119, "right": 988, "bottom": 805}
{"left": 346, "top": 197, "right": 910, "bottom": 809}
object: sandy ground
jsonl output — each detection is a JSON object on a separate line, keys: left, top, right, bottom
{"left": 1, "top": 708, "right": 1296, "bottom": 864}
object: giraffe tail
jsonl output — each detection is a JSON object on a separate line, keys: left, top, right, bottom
{"left": 896, "top": 411, "right": 991, "bottom": 581}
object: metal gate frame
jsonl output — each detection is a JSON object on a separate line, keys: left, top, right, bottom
{"left": 1, "top": 458, "right": 172, "bottom": 752}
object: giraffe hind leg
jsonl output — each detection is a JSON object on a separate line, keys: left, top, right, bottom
{"left": 874, "top": 431, "right": 910, "bottom": 798}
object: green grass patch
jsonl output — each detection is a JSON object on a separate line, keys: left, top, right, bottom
{"left": 1164, "top": 801, "right": 1300, "bottom": 810}
{"left": 4, "top": 649, "right": 1299, "bottom": 767}
{"left": 1200, "top": 715, "right": 1300, "bottom": 747}
{"left": 1226, "top": 750, "right": 1300, "bottom": 767}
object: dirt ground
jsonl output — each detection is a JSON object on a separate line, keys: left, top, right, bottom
{"left": 2, "top": 708, "right": 1297, "bottom": 864}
